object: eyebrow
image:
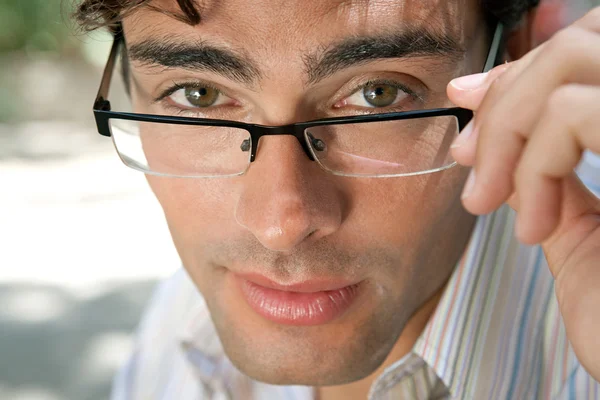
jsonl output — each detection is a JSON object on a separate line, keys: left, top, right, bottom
{"left": 304, "top": 27, "right": 465, "bottom": 85}
{"left": 127, "top": 27, "right": 465, "bottom": 87}
{"left": 127, "top": 36, "right": 262, "bottom": 86}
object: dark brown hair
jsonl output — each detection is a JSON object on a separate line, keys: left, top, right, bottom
{"left": 74, "top": 0, "right": 540, "bottom": 32}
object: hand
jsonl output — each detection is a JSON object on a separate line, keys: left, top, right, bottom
{"left": 447, "top": 7, "right": 600, "bottom": 381}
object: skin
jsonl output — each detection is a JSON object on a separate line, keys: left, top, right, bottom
{"left": 117, "top": 0, "right": 542, "bottom": 398}
{"left": 449, "top": 6, "right": 600, "bottom": 381}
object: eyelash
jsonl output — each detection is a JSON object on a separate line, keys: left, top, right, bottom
{"left": 343, "top": 79, "right": 423, "bottom": 110}
{"left": 154, "top": 80, "right": 225, "bottom": 104}
{"left": 152, "top": 78, "right": 422, "bottom": 113}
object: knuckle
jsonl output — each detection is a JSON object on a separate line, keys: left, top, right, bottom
{"left": 476, "top": 65, "right": 513, "bottom": 116}
{"left": 544, "top": 28, "right": 594, "bottom": 71}
{"left": 488, "top": 63, "right": 511, "bottom": 79}
{"left": 583, "top": 6, "right": 600, "bottom": 23}
{"left": 547, "top": 86, "right": 573, "bottom": 113}
{"left": 545, "top": 85, "right": 583, "bottom": 131}
{"left": 548, "top": 28, "right": 583, "bottom": 59}
{"left": 484, "top": 68, "right": 507, "bottom": 98}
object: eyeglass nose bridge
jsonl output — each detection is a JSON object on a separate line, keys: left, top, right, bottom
{"left": 247, "top": 124, "right": 318, "bottom": 163}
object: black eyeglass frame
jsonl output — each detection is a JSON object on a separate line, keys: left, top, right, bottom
{"left": 93, "top": 22, "right": 504, "bottom": 168}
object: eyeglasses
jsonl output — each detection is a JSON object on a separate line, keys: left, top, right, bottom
{"left": 93, "top": 23, "right": 504, "bottom": 178}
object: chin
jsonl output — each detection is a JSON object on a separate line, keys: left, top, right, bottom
{"left": 197, "top": 267, "right": 414, "bottom": 386}
{"left": 225, "top": 341, "right": 389, "bottom": 386}
{"left": 210, "top": 300, "right": 402, "bottom": 386}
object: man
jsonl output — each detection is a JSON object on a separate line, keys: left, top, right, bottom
{"left": 76, "top": 0, "right": 600, "bottom": 398}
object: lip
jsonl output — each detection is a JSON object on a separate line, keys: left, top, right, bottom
{"left": 235, "top": 272, "right": 359, "bottom": 293}
{"left": 233, "top": 273, "right": 364, "bottom": 326}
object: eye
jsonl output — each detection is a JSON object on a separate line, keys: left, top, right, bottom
{"left": 168, "top": 85, "right": 233, "bottom": 108}
{"left": 363, "top": 83, "right": 400, "bottom": 107}
{"left": 340, "top": 82, "right": 412, "bottom": 109}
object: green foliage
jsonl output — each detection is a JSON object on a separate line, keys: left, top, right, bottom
{"left": 0, "top": 0, "right": 77, "bottom": 54}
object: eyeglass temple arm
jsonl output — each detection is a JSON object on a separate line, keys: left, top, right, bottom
{"left": 483, "top": 23, "right": 504, "bottom": 73}
{"left": 93, "top": 27, "right": 124, "bottom": 111}
{"left": 455, "top": 22, "right": 503, "bottom": 131}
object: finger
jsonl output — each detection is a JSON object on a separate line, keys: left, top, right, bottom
{"left": 515, "top": 84, "right": 600, "bottom": 244}
{"left": 462, "top": 27, "right": 600, "bottom": 215}
{"left": 450, "top": 7, "right": 600, "bottom": 164}
{"left": 449, "top": 46, "right": 548, "bottom": 166}
{"left": 450, "top": 7, "right": 600, "bottom": 113}
{"left": 451, "top": 120, "right": 479, "bottom": 166}
{"left": 448, "top": 42, "right": 549, "bottom": 113}
{"left": 449, "top": 64, "right": 510, "bottom": 167}
{"left": 573, "top": 7, "right": 600, "bottom": 32}
{"left": 447, "top": 63, "right": 512, "bottom": 111}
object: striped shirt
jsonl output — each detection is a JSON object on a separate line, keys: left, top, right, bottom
{"left": 112, "top": 152, "right": 600, "bottom": 400}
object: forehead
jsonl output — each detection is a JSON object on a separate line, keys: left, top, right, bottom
{"left": 125, "top": 0, "right": 482, "bottom": 49}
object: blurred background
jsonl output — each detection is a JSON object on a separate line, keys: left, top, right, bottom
{"left": 0, "top": 1, "right": 180, "bottom": 399}
{"left": 0, "top": 0, "right": 598, "bottom": 399}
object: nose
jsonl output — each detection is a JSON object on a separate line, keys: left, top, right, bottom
{"left": 235, "top": 135, "right": 344, "bottom": 252}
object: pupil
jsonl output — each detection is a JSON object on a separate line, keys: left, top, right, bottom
{"left": 185, "top": 86, "right": 219, "bottom": 107}
{"left": 363, "top": 84, "right": 398, "bottom": 107}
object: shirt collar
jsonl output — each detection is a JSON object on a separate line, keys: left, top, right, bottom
{"left": 178, "top": 290, "right": 231, "bottom": 385}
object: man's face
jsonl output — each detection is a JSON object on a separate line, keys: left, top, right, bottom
{"left": 123, "top": 0, "right": 488, "bottom": 385}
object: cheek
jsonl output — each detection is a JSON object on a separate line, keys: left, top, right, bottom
{"left": 145, "top": 176, "right": 239, "bottom": 247}
{"left": 347, "top": 167, "right": 471, "bottom": 309}
{"left": 346, "top": 166, "right": 468, "bottom": 244}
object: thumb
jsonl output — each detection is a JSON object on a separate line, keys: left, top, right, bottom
{"left": 448, "top": 23, "right": 553, "bottom": 111}
{"left": 447, "top": 63, "right": 512, "bottom": 110}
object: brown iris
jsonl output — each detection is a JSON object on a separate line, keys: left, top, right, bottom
{"left": 363, "top": 84, "right": 398, "bottom": 107}
{"left": 184, "top": 86, "right": 220, "bottom": 107}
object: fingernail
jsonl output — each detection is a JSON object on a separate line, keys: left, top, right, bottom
{"left": 451, "top": 120, "right": 475, "bottom": 149}
{"left": 462, "top": 169, "right": 476, "bottom": 199}
{"left": 450, "top": 72, "right": 489, "bottom": 91}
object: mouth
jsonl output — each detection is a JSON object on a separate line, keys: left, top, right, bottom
{"left": 232, "top": 273, "right": 364, "bottom": 326}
